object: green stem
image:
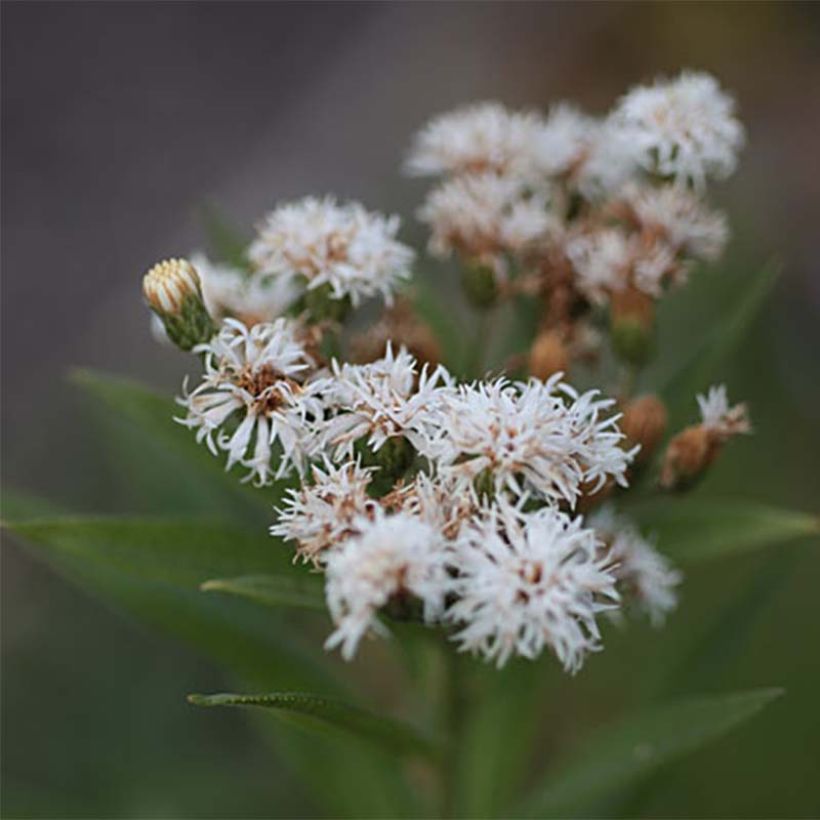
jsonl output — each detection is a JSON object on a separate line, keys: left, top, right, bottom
{"left": 439, "top": 643, "right": 467, "bottom": 818}
{"left": 467, "top": 307, "right": 497, "bottom": 378}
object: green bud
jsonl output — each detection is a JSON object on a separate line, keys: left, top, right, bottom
{"left": 461, "top": 259, "right": 498, "bottom": 309}
{"left": 611, "top": 315, "right": 654, "bottom": 366}
{"left": 303, "top": 283, "right": 352, "bottom": 324}
{"left": 143, "top": 258, "right": 217, "bottom": 351}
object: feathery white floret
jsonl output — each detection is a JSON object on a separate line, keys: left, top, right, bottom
{"left": 418, "top": 173, "right": 554, "bottom": 268}
{"left": 621, "top": 185, "right": 728, "bottom": 261}
{"left": 190, "top": 252, "right": 300, "bottom": 324}
{"left": 611, "top": 71, "right": 745, "bottom": 189}
{"left": 531, "top": 104, "right": 596, "bottom": 178}
{"left": 565, "top": 228, "right": 631, "bottom": 304}
{"left": 248, "top": 197, "right": 414, "bottom": 306}
{"left": 319, "top": 345, "right": 453, "bottom": 461}
{"left": 431, "top": 376, "right": 634, "bottom": 507}
{"left": 697, "top": 384, "right": 752, "bottom": 438}
{"left": 324, "top": 512, "right": 448, "bottom": 660}
{"left": 590, "top": 506, "right": 682, "bottom": 626}
{"left": 405, "top": 102, "right": 541, "bottom": 178}
{"left": 177, "top": 318, "right": 322, "bottom": 485}
{"left": 446, "top": 501, "right": 619, "bottom": 671}
{"left": 271, "top": 459, "right": 379, "bottom": 564}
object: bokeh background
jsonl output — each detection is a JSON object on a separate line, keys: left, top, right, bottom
{"left": 2, "top": 2, "right": 819, "bottom": 817}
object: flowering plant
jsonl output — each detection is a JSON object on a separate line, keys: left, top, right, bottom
{"left": 9, "top": 71, "right": 818, "bottom": 818}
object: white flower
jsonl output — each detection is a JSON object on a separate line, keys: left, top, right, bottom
{"left": 631, "top": 239, "right": 680, "bottom": 298}
{"left": 432, "top": 376, "right": 634, "bottom": 507}
{"left": 531, "top": 104, "right": 598, "bottom": 179}
{"left": 319, "top": 345, "right": 452, "bottom": 461}
{"left": 418, "top": 173, "right": 554, "bottom": 267}
{"left": 405, "top": 101, "right": 541, "bottom": 178}
{"left": 191, "top": 252, "right": 300, "bottom": 325}
{"left": 446, "top": 501, "right": 619, "bottom": 671}
{"left": 324, "top": 512, "right": 448, "bottom": 660}
{"left": 590, "top": 506, "right": 682, "bottom": 626}
{"left": 697, "top": 384, "right": 752, "bottom": 439}
{"left": 177, "top": 318, "right": 323, "bottom": 485}
{"left": 611, "top": 71, "right": 745, "bottom": 189}
{"left": 248, "top": 197, "right": 414, "bottom": 306}
{"left": 271, "top": 459, "right": 379, "bottom": 564}
{"left": 575, "top": 121, "right": 641, "bottom": 199}
{"left": 565, "top": 228, "right": 631, "bottom": 303}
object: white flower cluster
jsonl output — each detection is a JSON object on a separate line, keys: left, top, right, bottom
{"left": 697, "top": 384, "right": 752, "bottom": 439}
{"left": 408, "top": 71, "right": 742, "bottom": 303}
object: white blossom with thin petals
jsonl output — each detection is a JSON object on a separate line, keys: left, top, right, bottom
{"left": 697, "top": 384, "right": 752, "bottom": 438}
{"left": 319, "top": 345, "right": 453, "bottom": 461}
{"left": 590, "top": 506, "right": 682, "bottom": 626}
{"left": 271, "top": 459, "right": 379, "bottom": 564}
{"left": 611, "top": 71, "right": 745, "bottom": 189}
{"left": 431, "top": 376, "right": 634, "bottom": 507}
{"left": 177, "top": 318, "right": 322, "bottom": 485}
{"left": 446, "top": 501, "right": 619, "bottom": 671}
{"left": 249, "top": 197, "right": 414, "bottom": 306}
{"left": 324, "top": 512, "right": 448, "bottom": 660}
{"left": 405, "top": 102, "right": 542, "bottom": 178}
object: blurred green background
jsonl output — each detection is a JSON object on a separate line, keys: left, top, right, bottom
{"left": 2, "top": 2, "right": 819, "bottom": 817}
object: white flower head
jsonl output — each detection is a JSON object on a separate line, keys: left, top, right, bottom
{"left": 320, "top": 344, "right": 453, "bottom": 461}
{"left": 271, "top": 458, "right": 379, "bottom": 565}
{"left": 446, "top": 501, "right": 619, "bottom": 671}
{"left": 418, "top": 173, "right": 554, "bottom": 267}
{"left": 697, "top": 384, "right": 752, "bottom": 439}
{"left": 565, "top": 228, "right": 631, "bottom": 304}
{"left": 576, "top": 121, "right": 641, "bottom": 199}
{"left": 177, "top": 318, "right": 323, "bottom": 485}
{"left": 405, "top": 101, "right": 541, "bottom": 178}
{"left": 531, "top": 104, "right": 597, "bottom": 178}
{"left": 324, "top": 511, "right": 448, "bottom": 660}
{"left": 621, "top": 184, "right": 729, "bottom": 262}
{"left": 432, "top": 376, "right": 634, "bottom": 507}
{"left": 611, "top": 70, "right": 745, "bottom": 189}
{"left": 590, "top": 506, "right": 682, "bottom": 626}
{"left": 190, "top": 252, "right": 300, "bottom": 325}
{"left": 248, "top": 197, "right": 414, "bottom": 307}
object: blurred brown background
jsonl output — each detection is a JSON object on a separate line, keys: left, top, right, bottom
{"left": 3, "top": 2, "right": 819, "bottom": 817}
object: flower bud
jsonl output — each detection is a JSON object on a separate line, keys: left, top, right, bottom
{"left": 529, "top": 329, "right": 569, "bottom": 381}
{"left": 659, "top": 425, "right": 713, "bottom": 490}
{"left": 610, "top": 286, "right": 655, "bottom": 366}
{"left": 620, "top": 394, "right": 668, "bottom": 464}
{"left": 303, "top": 283, "right": 352, "bottom": 324}
{"left": 461, "top": 258, "right": 498, "bottom": 309}
{"left": 142, "top": 258, "right": 217, "bottom": 351}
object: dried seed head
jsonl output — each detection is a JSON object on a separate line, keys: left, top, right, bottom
{"left": 610, "top": 286, "right": 655, "bottom": 366}
{"left": 529, "top": 329, "right": 569, "bottom": 381}
{"left": 659, "top": 425, "right": 713, "bottom": 490}
{"left": 142, "top": 258, "right": 217, "bottom": 350}
{"left": 621, "top": 394, "right": 668, "bottom": 464}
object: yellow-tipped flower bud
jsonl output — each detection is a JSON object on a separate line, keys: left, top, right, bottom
{"left": 529, "top": 329, "right": 569, "bottom": 381}
{"left": 142, "top": 258, "right": 217, "bottom": 351}
{"left": 621, "top": 394, "right": 668, "bottom": 464}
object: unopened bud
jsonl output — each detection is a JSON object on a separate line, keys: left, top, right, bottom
{"left": 529, "top": 329, "right": 569, "bottom": 381}
{"left": 143, "top": 258, "right": 217, "bottom": 350}
{"left": 610, "top": 287, "right": 655, "bottom": 366}
{"left": 461, "top": 259, "right": 499, "bottom": 309}
{"left": 303, "top": 283, "right": 352, "bottom": 324}
{"left": 621, "top": 394, "right": 668, "bottom": 464}
{"left": 659, "top": 425, "right": 714, "bottom": 490}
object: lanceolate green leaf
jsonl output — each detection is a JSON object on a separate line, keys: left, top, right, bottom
{"left": 629, "top": 499, "right": 819, "bottom": 564}
{"left": 661, "top": 260, "right": 780, "bottom": 428}
{"left": 201, "top": 574, "right": 325, "bottom": 611}
{"left": 188, "top": 691, "right": 440, "bottom": 761}
{"left": 518, "top": 688, "right": 783, "bottom": 818}
{"left": 71, "top": 369, "right": 272, "bottom": 523}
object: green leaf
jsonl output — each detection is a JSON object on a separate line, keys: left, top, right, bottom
{"left": 1, "top": 487, "right": 66, "bottom": 519}
{"left": 188, "top": 691, "right": 440, "bottom": 761}
{"left": 200, "top": 203, "right": 251, "bottom": 271}
{"left": 71, "top": 369, "right": 272, "bottom": 522}
{"left": 4, "top": 515, "right": 334, "bottom": 691}
{"left": 661, "top": 260, "right": 780, "bottom": 428}
{"left": 629, "top": 498, "right": 819, "bottom": 564}
{"left": 201, "top": 574, "right": 325, "bottom": 611}
{"left": 519, "top": 688, "right": 783, "bottom": 818}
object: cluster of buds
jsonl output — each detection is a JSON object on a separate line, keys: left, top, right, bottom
{"left": 140, "top": 69, "right": 753, "bottom": 674}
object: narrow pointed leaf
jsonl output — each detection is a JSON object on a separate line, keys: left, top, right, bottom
{"left": 519, "top": 688, "right": 783, "bottom": 817}
{"left": 201, "top": 574, "right": 325, "bottom": 611}
{"left": 629, "top": 499, "right": 819, "bottom": 564}
{"left": 661, "top": 260, "right": 779, "bottom": 428}
{"left": 188, "top": 691, "right": 440, "bottom": 761}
